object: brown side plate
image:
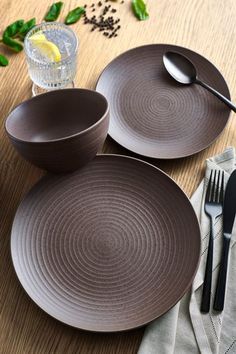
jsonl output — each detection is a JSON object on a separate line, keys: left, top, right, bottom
{"left": 96, "top": 44, "right": 231, "bottom": 159}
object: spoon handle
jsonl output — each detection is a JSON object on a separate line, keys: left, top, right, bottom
{"left": 195, "top": 79, "right": 236, "bottom": 112}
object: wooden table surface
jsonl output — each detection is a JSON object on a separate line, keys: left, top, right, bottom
{"left": 1, "top": 0, "right": 236, "bottom": 353}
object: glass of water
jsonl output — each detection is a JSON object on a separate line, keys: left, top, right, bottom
{"left": 24, "top": 22, "right": 78, "bottom": 96}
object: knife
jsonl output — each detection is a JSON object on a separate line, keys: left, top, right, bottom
{"left": 214, "top": 169, "right": 236, "bottom": 311}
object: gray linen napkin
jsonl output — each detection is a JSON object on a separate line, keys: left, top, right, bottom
{"left": 138, "top": 147, "right": 236, "bottom": 354}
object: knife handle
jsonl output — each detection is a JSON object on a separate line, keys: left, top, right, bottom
{"left": 213, "top": 235, "right": 231, "bottom": 311}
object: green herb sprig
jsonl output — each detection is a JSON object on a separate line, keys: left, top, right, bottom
{"left": 0, "top": 18, "right": 36, "bottom": 66}
{"left": 18, "top": 18, "right": 36, "bottom": 39}
{"left": 132, "top": 0, "right": 149, "bottom": 21}
{"left": 44, "top": 2, "right": 64, "bottom": 21}
{"left": 2, "top": 36, "right": 23, "bottom": 52}
{"left": 1, "top": 18, "right": 36, "bottom": 53}
{"left": 3, "top": 20, "right": 24, "bottom": 38}
{"left": 2, "top": 20, "right": 25, "bottom": 53}
{"left": 65, "top": 7, "right": 85, "bottom": 25}
{"left": 0, "top": 54, "right": 9, "bottom": 66}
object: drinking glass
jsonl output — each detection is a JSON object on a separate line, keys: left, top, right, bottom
{"left": 24, "top": 22, "right": 78, "bottom": 96}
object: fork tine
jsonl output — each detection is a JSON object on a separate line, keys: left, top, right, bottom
{"left": 215, "top": 170, "right": 221, "bottom": 202}
{"left": 205, "top": 170, "right": 213, "bottom": 202}
{"left": 219, "top": 171, "right": 224, "bottom": 204}
{"left": 211, "top": 170, "right": 217, "bottom": 202}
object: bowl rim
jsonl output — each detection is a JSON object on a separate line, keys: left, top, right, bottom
{"left": 5, "top": 88, "right": 109, "bottom": 144}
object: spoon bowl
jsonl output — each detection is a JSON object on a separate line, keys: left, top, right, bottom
{"left": 163, "top": 51, "right": 197, "bottom": 85}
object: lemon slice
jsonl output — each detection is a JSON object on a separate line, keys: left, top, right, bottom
{"left": 30, "top": 32, "right": 61, "bottom": 63}
{"left": 30, "top": 31, "right": 47, "bottom": 41}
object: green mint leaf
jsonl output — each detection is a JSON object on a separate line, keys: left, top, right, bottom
{"left": 65, "top": 7, "right": 85, "bottom": 25}
{"left": 132, "top": 0, "right": 149, "bottom": 21}
{"left": 0, "top": 54, "right": 9, "bottom": 66}
{"left": 19, "top": 18, "right": 36, "bottom": 37}
{"left": 3, "top": 20, "right": 24, "bottom": 38}
{"left": 2, "top": 35, "right": 23, "bottom": 52}
{"left": 44, "top": 2, "right": 64, "bottom": 21}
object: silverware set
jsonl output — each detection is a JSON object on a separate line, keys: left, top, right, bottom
{"left": 201, "top": 169, "right": 236, "bottom": 313}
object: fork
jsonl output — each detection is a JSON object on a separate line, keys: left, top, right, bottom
{"left": 200, "top": 170, "right": 224, "bottom": 313}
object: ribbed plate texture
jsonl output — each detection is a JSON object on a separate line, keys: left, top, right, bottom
{"left": 11, "top": 155, "right": 200, "bottom": 332}
{"left": 96, "top": 44, "right": 231, "bottom": 159}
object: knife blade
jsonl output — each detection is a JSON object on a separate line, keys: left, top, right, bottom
{"left": 214, "top": 169, "right": 236, "bottom": 311}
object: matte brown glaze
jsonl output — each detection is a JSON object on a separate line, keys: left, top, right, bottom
{"left": 96, "top": 44, "right": 231, "bottom": 159}
{"left": 11, "top": 154, "right": 200, "bottom": 332}
{"left": 5, "top": 89, "right": 109, "bottom": 173}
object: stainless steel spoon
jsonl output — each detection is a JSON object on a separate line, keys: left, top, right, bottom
{"left": 163, "top": 51, "right": 236, "bottom": 112}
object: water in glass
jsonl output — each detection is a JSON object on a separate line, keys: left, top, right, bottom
{"left": 24, "top": 22, "right": 78, "bottom": 95}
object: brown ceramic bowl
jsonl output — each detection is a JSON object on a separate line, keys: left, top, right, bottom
{"left": 5, "top": 89, "right": 109, "bottom": 173}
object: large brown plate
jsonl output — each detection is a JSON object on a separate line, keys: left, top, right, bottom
{"left": 11, "top": 155, "right": 200, "bottom": 332}
{"left": 96, "top": 44, "right": 231, "bottom": 159}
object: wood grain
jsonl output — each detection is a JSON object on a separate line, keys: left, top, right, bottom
{"left": 0, "top": 0, "right": 236, "bottom": 353}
